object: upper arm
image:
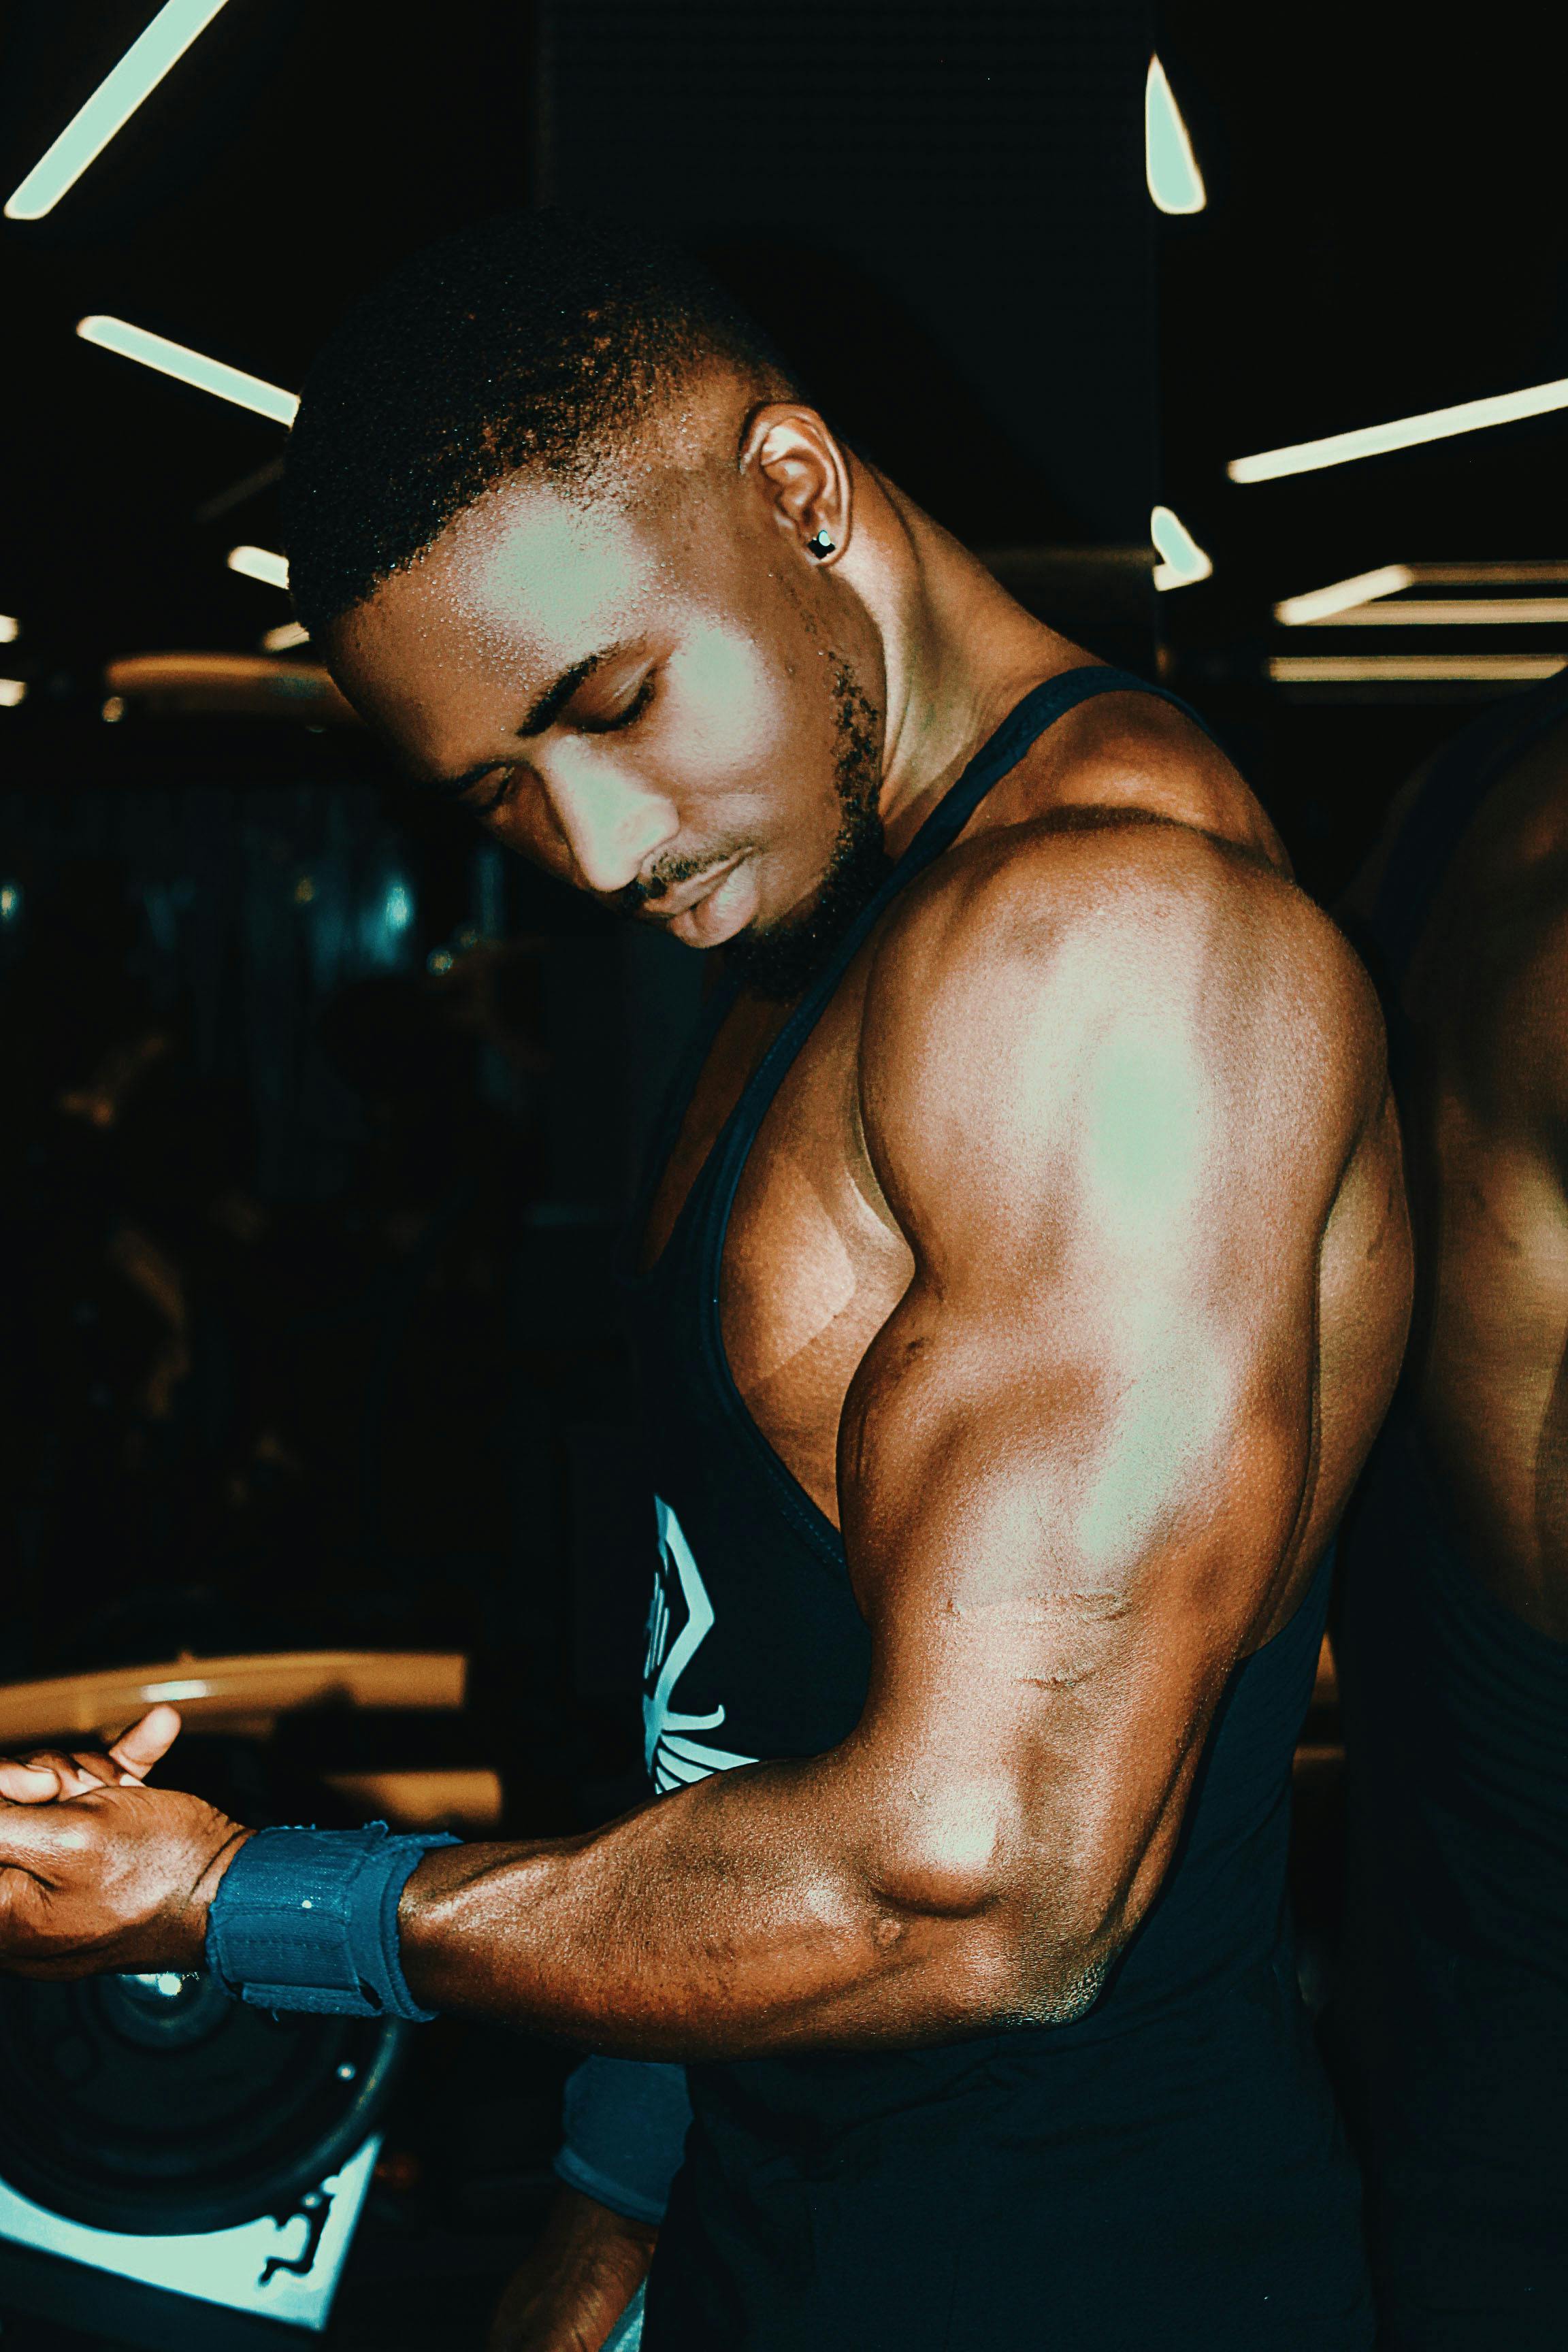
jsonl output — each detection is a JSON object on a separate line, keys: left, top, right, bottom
{"left": 1497, "top": 918, "right": 1568, "bottom": 1168}
{"left": 836, "top": 822, "right": 1377, "bottom": 1954}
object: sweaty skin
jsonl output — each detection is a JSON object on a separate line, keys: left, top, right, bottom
{"left": 1350, "top": 712, "right": 1568, "bottom": 1637}
{"left": 0, "top": 383, "right": 1410, "bottom": 2069}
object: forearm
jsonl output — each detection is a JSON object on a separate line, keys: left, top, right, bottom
{"left": 396, "top": 1750, "right": 1037, "bottom": 2059}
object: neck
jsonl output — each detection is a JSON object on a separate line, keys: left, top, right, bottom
{"left": 844, "top": 461, "right": 1079, "bottom": 855}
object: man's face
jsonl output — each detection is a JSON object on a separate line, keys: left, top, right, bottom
{"left": 329, "top": 446, "right": 889, "bottom": 994}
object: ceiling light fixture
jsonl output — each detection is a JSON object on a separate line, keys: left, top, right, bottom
{"left": 1302, "top": 597, "right": 1568, "bottom": 627}
{"left": 227, "top": 546, "right": 289, "bottom": 591}
{"left": 0, "top": 617, "right": 18, "bottom": 646}
{"left": 1145, "top": 58, "right": 1205, "bottom": 215}
{"left": 1151, "top": 505, "right": 1213, "bottom": 591}
{"left": 1405, "top": 561, "right": 1568, "bottom": 586}
{"left": 0, "top": 681, "right": 28, "bottom": 709}
{"left": 1270, "top": 654, "right": 1567, "bottom": 684}
{"left": 1231, "top": 377, "right": 1568, "bottom": 484}
{"left": 5, "top": 1, "right": 235, "bottom": 222}
{"left": 1276, "top": 563, "right": 1568, "bottom": 627}
{"left": 77, "top": 316, "right": 298, "bottom": 425}
{"left": 1275, "top": 566, "right": 1414, "bottom": 625}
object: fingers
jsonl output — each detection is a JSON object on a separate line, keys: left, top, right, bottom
{"left": 0, "top": 1750, "right": 120, "bottom": 1803}
{"left": 0, "top": 1703, "right": 184, "bottom": 1806}
{"left": 0, "top": 1708, "right": 182, "bottom": 1810}
{"left": 0, "top": 1760, "right": 70, "bottom": 1803}
{"left": 107, "top": 1704, "right": 182, "bottom": 1784}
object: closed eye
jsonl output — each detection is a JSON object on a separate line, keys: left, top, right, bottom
{"left": 471, "top": 768, "right": 518, "bottom": 817}
{"left": 465, "top": 671, "right": 657, "bottom": 815}
{"left": 576, "top": 672, "right": 656, "bottom": 736}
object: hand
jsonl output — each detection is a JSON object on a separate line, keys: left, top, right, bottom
{"left": 0, "top": 1774, "right": 249, "bottom": 1980}
{"left": 0, "top": 1702, "right": 184, "bottom": 1803}
{"left": 488, "top": 2188, "right": 655, "bottom": 2352}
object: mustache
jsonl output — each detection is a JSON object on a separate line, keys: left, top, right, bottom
{"left": 617, "top": 846, "right": 748, "bottom": 916}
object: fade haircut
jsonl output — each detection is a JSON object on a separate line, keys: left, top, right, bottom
{"left": 283, "top": 210, "right": 801, "bottom": 638}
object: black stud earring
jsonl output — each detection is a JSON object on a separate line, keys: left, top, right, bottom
{"left": 806, "top": 528, "right": 836, "bottom": 558}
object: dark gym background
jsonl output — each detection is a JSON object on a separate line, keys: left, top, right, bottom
{"left": 0, "top": 1, "right": 1560, "bottom": 2343}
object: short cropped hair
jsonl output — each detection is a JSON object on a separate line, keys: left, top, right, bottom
{"left": 282, "top": 210, "right": 800, "bottom": 636}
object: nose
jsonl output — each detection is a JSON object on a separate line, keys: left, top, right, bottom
{"left": 540, "top": 754, "right": 680, "bottom": 896}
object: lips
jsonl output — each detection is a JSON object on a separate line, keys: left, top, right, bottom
{"left": 640, "top": 851, "right": 747, "bottom": 920}
{"left": 670, "top": 855, "right": 760, "bottom": 948}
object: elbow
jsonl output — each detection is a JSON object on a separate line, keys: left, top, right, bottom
{"left": 958, "top": 1884, "right": 1123, "bottom": 2030}
{"left": 867, "top": 1813, "right": 1126, "bottom": 2031}
{"left": 998, "top": 1902, "right": 1120, "bottom": 2026}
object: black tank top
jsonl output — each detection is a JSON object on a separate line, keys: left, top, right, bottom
{"left": 1327, "top": 670, "right": 1568, "bottom": 2352}
{"left": 623, "top": 668, "right": 1372, "bottom": 2351}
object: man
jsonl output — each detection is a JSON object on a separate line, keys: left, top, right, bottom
{"left": 1327, "top": 674, "right": 1568, "bottom": 2350}
{"left": 0, "top": 214, "right": 1408, "bottom": 2349}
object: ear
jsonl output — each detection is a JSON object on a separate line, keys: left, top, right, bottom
{"left": 740, "top": 404, "right": 853, "bottom": 566}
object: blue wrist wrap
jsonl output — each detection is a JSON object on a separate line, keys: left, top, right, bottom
{"left": 205, "top": 1823, "right": 459, "bottom": 2021}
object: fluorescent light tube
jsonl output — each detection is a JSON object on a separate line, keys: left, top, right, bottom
{"left": 1275, "top": 566, "right": 1414, "bottom": 625}
{"left": 1146, "top": 58, "right": 1205, "bottom": 215}
{"left": 1151, "top": 505, "right": 1213, "bottom": 591}
{"left": 227, "top": 545, "right": 289, "bottom": 590}
{"left": 262, "top": 621, "right": 310, "bottom": 651}
{"left": 1306, "top": 598, "right": 1568, "bottom": 627}
{"left": 5, "top": 2, "right": 234, "bottom": 221}
{"left": 1270, "top": 654, "right": 1567, "bottom": 683}
{"left": 78, "top": 316, "right": 298, "bottom": 425}
{"left": 1408, "top": 561, "right": 1568, "bottom": 585}
{"left": 1231, "top": 378, "right": 1568, "bottom": 484}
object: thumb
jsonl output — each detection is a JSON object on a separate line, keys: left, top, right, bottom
{"left": 108, "top": 1704, "right": 182, "bottom": 1784}
{"left": 0, "top": 1761, "right": 65, "bottom": 1803}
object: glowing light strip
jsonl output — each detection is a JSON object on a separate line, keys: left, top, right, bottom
{"left": 0, "top": 617, "right": 17, "bottom": 646}
{"left": 77, "top": 316, "right": 298, "bottom": 425}
{"left": 1270, "top": 655, "right": 1566, "bottom": 684}
{"left": 1275, "top": 566, "right": 1413, "bottom": 625}
{"left": 1303, "top": 597, "right": 1568, "bottom": 627}
{"left": 1151, "top": 504, "right": 1212, "bottom": 591}
{"left": 0, "top": 681, "right": 27, "bottom": 709}
{"left": 5, "top": 1, "right": 234, "bottom": 221}
{"left": 1230, "top": 378, "right": 1568, "bottom": 485}
{"left": 227, "top": 545, "right": 289, "bottom": 590}
{"left": 1409, "top": 561, "right": 1568, "bottom": 585}
{"left": 262, "top": 621, "right": 310, "bottom": 651}
{"left": 1145, "top": 58, "right": 1205, "bottom": 216}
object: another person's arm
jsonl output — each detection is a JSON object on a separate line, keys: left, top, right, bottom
{"left": 485, "top": 2057, "right": 688, "bottom": 2352}
{"left": 487, "top": 2188, "right": 655, "bottom": 2352}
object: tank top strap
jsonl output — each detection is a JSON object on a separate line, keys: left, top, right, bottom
{"left": 883, "top": 666, "right": 1211, "bottom": 896}
{"left": 699, "top": 666, "right": 1211, "bottom": 1197}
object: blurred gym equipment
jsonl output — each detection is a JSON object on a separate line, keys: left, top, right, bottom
{"left": 0, "top": 1647, "right": 489, "bottom": 2348}
{"left": 101, "top": 654, "right": 360, "bottom": 729}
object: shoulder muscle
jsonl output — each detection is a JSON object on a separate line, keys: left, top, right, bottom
{"left": 859, "top": 817, "right": 1382, "bottom": 1278}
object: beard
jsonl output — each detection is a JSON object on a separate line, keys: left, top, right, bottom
{"left": 722, "top": 662, "right": 892, "bottom": 1003}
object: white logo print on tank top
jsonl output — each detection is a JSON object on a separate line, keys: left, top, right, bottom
{"left": 643, "top": 1497, "right": 757, "bottom": 1792}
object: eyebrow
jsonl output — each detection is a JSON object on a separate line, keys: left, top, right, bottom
{"left": 419, "top": 647, "right": 613, "bottom": 798}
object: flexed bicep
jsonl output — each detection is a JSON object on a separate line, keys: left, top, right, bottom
{"left": 831, "top": 820, "right": 1377, "bottom": 2001}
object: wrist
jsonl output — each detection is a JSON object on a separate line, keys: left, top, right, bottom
{"left": 178, "top": 1826, "right": 255, "bottom": 1969}
{"left": 206, "top": 1823, "right": 461, "bottom": 2018}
